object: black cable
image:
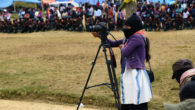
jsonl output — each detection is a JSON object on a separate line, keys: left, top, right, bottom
{"left": 108, "top": 32, "right": 117, "bottom": 41}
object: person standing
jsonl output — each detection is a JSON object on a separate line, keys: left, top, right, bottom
{"left": 94, "top": 7, "right": 102, "bottom": 24}
{"left": 88, "top": 5, "right": 94, "bottom": 17}
{"left": 190, "top": 4, "right": 195, "bottom": 26}
{"left": 92, "top": 14, "right": 153, "bottom": 110}
{"left": 19, "top": 8, "right": 25, "bottom": 19}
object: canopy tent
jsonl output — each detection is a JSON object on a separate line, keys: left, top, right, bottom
{"left": 49, "top": 0, "right": 79, "bottom": 7}
{"left": 56, "top": 0, "right": 106, "bottom": 5}
{"left": 77, "top": 0, "right": 106, "bottom": 4}
{"left": 14, "top": 0, "right": 41, "bottom": 4}
{"left": 0, "top": 0, "right": 14, "bottom": 8}
{"left": 42, "top": 0, "right": 56, "bottom": 4}
{"left": 148, "top": 0, "right": 176, "bottom": 4}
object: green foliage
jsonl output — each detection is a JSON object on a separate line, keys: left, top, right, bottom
{"left": 14, "top": 2, "right": 37, "bottom": 9}
{"left": 11, "top": 13, "right": 19, "bottom": 19}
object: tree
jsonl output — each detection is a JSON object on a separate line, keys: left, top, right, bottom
{"left": 119, "top": 0, "right": 137, "bottom": 18}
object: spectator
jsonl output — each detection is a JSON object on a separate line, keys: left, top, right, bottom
{"left": 179, "top": 67, "right": 195, "bottom": 89}
{"left": 30, "top": 9, "right": 35, "bottom": 19}
{"left": 88, "top": 5, "right": 94, "bottom": 17}
{"left": 50, "top": 5, "right": 55, "bottom": 12}
{"left": 116, "top": 9, "right": 125, "bottom": 30}
{"left": 164, "top": 79, "right": 195, "bottom": 110}
{"left": 96, "top": 0, "right": 100, "bottom": 7}
{"left": 4, "top": 10, "right": 11, "bottom": 20}
{"left": 186, "top": 15, "right": 193, "bottom": 29}
{"left": 34, "top": 9, "right": 39, "bottom": 20}
{"left": 181, "top": 1, "right": 187, "bottom": 10}
{"left": 183, "top": 9, "right": 190, "bottom": 28}
{"left": 94, "top": 7, "right": 102, "bottom": 24}
{"left": 108, "top": 6, "right": 113, "bottom": 19}
{"left": 111, "top": 3, "right": 116, "bottom": 24}
{"left": 172, "top": 59, "right": 195, "bottom": 89}
{"left": 37, "top": 10, "right": 43, "bottom": 20}
{"left": 175, "top": 13, "right": 183, "bottom": 30}
{"left": 19, "top": 8, "right": 25, "bottom": 19}
{"left": 190, "top": 5, "right": 195, "bottom": 26}
{"left": 2, "top": 0, "right": 195, "bottom": 33}
{"left": 59, "top": 4, "right": 66, "bottom": 15}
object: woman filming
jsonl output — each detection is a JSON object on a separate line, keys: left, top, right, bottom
{"left": 92, "top": 14, "right": 153, "bottom": 110}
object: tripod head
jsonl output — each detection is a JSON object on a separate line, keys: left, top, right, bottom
{"left": 89, "top": 22, "right": 110, "bottom": 46}
{"left": 99, "top": 31, "right": 109, "bottom": 47}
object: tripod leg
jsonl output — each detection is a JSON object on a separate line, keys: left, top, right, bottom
{"left": 102, "top": 46, "right": 121, "bottom": 110}
{"left": 77, "top": 44, "right": 102, "bottom": 110}
{"left": 111, "top": 65, "right": 121, "bottom": 109}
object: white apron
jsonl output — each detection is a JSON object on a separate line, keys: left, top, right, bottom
{"left": 121, "top": 68, "right": 153, "bottom": 105}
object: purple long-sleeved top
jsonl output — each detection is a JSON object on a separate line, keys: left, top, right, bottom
{"left": 109, "top": 34, "right": 146, "bottom": 69}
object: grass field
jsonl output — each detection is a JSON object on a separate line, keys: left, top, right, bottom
{"left": 0, "top": 30, "right": 195, "bottom": 110}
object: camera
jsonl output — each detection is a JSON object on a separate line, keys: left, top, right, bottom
{"left": 90, "top": 22, "right": 110, "bottom": 45}
{"left": 89, "top": 22, "right": 108, "bottom": 32}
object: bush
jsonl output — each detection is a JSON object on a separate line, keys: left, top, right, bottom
{"left": 14, "top": 2, "right": 38, "bottom": 11}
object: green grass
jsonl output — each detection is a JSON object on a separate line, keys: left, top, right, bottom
{"left": 0, "top": 30, "right": 195, "bottom": 109}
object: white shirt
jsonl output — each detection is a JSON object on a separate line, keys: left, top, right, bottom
{"left": 94, "top": 9, "right": 102, "bottom": 17}
{"left": 4, "top": 13, "right": 11, "bottom": 20}
{"left": 50, "top": 6, "right": 55, "bottom": 11}
{"left": 183, "top": 11, "right": 189, "bottom": 19}
{"left": 60, "top": 6, "right": 65, "bottom": 12}
{"left": 181, "top": 3, "right": 187, "bottom": 10}
{"left": 88, "top": 7, "right": 94, "bottom": 16}
{"left": 35, "top": 11, "right": 39, "bottom": 18}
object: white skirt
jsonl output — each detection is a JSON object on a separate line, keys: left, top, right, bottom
{"left": 121, "top": 68, "right": 153, "bottom": 105}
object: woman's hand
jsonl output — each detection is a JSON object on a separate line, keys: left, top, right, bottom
{"left": 91, "top": 32, "right": 101, "bottom": 39}
{"left": 119, "top": 44, "right": 124, "bottom": 49}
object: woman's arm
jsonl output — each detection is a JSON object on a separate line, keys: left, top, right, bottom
{"left": 121, "top": 36, "right": 142, "bottom": 57}
{"left": 108, "top": 39, "right": 123, "bottom": 47}
{"left": 92, "top": 32, "right": 123, "bottom": 47}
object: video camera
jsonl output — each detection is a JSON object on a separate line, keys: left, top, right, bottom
{"left": 89, "top": 22, "right": 109, "bottom": 45}
{"left": 89, "top": 22, "right": 108, "bottom": 33}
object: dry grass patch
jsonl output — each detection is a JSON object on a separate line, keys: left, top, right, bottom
{"left": 0, "top": 30, "right": 195, "bottom": 109}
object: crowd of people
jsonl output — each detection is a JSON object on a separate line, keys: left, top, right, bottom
{"left": 1, "top": 0, "right": 195, "bottom": 33}
{"left": 139, "top": 0, "right": 195, "bottom": 31}
{"left": 0, "top": 1, "right": 124, "bottom": 33}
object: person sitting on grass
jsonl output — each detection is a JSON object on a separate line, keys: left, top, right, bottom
{"left": 164, "top": 78, "right": 195, "bottom": 110}
{"left": 172, "top": 59, "right": 195, "bottom": 89}
{"left": 186, "top": 15, "right": 193, "bottom": 29}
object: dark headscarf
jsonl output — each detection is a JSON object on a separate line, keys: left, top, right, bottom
{"left": 123, "top": 13, "right": 143, "bottom": 38}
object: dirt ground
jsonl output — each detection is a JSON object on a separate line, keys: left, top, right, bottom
{"left": 0, "top": 99, "right": 98, "bottom": 110}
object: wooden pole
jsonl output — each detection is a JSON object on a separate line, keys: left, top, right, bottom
{"left": 35, "top": 3, "right": 37, "bottom": 9}
{"left": 41, "top": 0, "right": 44, "bottom": 11}
{"left": 14, "top": 2, "right": 16, "bottom": 12}
{"left": 125, "top": 2, "right": 137, "bottom": 18}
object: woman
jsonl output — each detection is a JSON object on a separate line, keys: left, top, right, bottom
{"left": 93, "top": 14, "right": 153, "bottom": 110}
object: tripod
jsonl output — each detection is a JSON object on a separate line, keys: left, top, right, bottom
{"left": 76, "top": 32, "right": 121, "bottom": 110}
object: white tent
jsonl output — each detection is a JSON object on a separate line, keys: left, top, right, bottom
{"left": 49, "top": 0, "right": 79, "bottom": 7}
